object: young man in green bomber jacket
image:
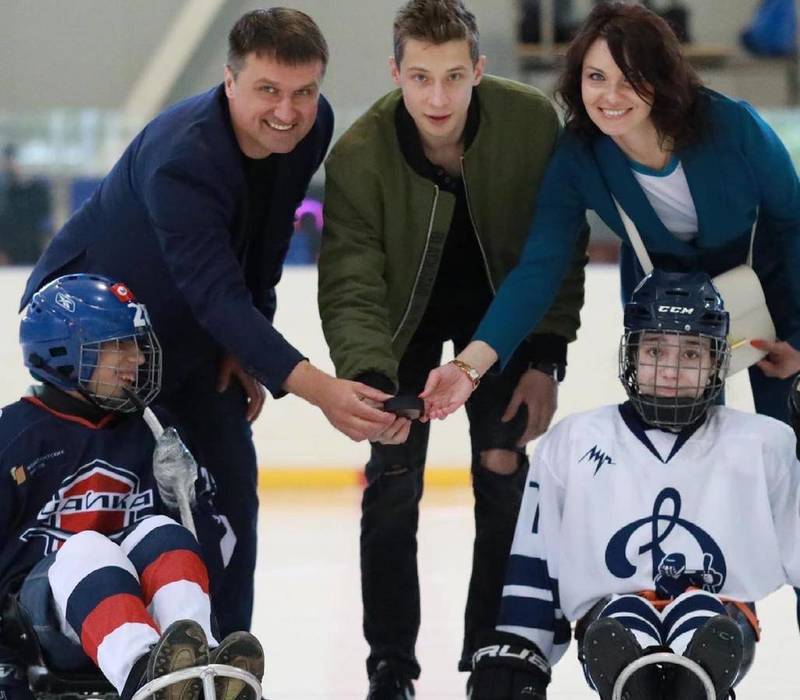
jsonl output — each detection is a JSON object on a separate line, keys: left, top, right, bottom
{"left": 318, "top": 1, "right": 588, "bottom": 697}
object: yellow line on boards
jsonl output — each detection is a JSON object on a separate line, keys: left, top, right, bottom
{"left": 257, "top": 467, "right": 471, "bottom": 490}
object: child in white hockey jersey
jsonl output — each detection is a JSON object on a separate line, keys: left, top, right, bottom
{"left": 467, "top": 270, "right": 800, "bottom": 700}
{"left": 0, "top": 275, "right": 263, "bottom": 700}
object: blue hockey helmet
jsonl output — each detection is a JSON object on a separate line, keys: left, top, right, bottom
{"left": 20, "top": 274, "right": 162, "bottom": 412}
{"left": 619, "top": 270, "right": 730, "bottom": 430}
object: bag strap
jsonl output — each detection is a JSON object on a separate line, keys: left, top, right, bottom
{"left": 612, "top": 196, "right": 759, "bottom": 270}
{"left": 612, "top": 196, "right": 653, "bottom": 274}
{"left": 746, "top": 208, "right": 758, "bottom": 267}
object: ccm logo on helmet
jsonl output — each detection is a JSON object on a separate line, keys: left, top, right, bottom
{"left": 658, "top": 305, "right": 695, "bottom": 314}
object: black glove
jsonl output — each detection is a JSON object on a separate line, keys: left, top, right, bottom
{"left": 0, "top": 663, "right": 33, "bottom": 700}
{"left": 790, "top": 374, "right": 800, "bottom": 459}
{"left": 467, "top": 634, "right": 550, "bottom": 700}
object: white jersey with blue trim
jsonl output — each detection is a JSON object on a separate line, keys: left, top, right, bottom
{"left": 496, "top": 402, "right": 800, "bottom": 666}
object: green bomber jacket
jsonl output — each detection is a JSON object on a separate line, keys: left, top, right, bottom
{"left": 318, "top": 74, "right": 588, "bottom": 388}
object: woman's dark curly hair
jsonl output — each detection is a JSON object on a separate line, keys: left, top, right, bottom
{"left": 556, "top": 2, "right": 706, "bottom": 151}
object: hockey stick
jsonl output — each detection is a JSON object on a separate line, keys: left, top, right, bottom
{"left": 142, "top": 406, "right": 197, "bottom": 538}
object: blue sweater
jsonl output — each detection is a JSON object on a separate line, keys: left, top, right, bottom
{"left": 21, "top": 86, "right": 334, "bottom": 397}
{"left": 475, "top": 89, "right": 800, "bottom": 365}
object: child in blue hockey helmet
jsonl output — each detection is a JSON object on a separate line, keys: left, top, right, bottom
{"left": 2, "top": 274, "right": 262, "bottom": 700}
{"left": 20, "top": 274, "right": 162, "bottom": 412}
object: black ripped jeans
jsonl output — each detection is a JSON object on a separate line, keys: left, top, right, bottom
{"left": 361, "top": 324, "right": 530, "bottom": 680}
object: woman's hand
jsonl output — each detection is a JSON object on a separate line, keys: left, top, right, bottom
{"left": 751, "top": 339, "right": 800, "bottom": 379}
{"left": 420, "top": 362, "right": 475, "bottom": 420}
{"left": 420, "top": 341, "right": 499, "bottom": 419}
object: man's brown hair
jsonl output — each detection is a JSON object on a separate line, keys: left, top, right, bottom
{"left": 393, "top": 0, "right": 480, "bottom": 65}
{"left": 227, "top": 8, "right": 329, "bottom": 77}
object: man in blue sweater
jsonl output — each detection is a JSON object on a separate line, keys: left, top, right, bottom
{"left": 21, "top": 8, "right": 394, "bottom": 636}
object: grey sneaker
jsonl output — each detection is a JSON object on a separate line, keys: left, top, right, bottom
{"left": 209, "top": 631, "right": 265, "bottom": 700}
{"left": 146, "top": 619, "right": 209, "bottom": 700}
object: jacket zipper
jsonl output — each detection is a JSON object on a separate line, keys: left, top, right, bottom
{"left": 460, "top": 157, "right": 496, "bottom": 294}
{"left": 392, "top": 186, "right": 440, "bottom": 341}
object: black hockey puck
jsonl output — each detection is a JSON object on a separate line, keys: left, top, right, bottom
{"left": 383, "top": 395, "right": 424, "bottom": 420}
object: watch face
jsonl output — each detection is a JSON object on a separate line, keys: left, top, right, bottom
{"left": 533, "top": 363, "right": 564, "bottom": 382}
{"left": 451, "top": 359, "right": 480, "bottom": 387}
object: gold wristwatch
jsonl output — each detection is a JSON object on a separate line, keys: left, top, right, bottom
{"left": 449, "top": 359, "right": 480, "bottom": 389}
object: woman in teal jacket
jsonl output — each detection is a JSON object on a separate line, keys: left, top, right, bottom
{"left": 423, "top": 1, "right": 800, "bottom": 423}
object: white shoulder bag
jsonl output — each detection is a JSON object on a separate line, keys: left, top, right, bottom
{"left": 612, "top": 198, "right": 775, "bottom": 375}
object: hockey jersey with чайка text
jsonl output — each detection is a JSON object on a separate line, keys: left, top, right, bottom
{"left": 0, "top": 396, "right": 164, "bottom": 597}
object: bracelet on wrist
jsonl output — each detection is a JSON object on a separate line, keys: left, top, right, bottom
{"left": 449, "top": 359, "right": 481, "bottom": 389}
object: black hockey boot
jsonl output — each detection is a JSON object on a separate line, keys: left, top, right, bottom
{"left": 583, "top": 618, "right": 660, "bottom": 700}
{"left": 210, "top": 631, "right": 265, "bottom": 700}
{"left": 366, "top": 661, "right": 415, "bottom": 700}
{"left": 668, "top": 615, "right": 743, "bottom": 700}
{"left": 121, "top": 619, "right": 209, "bottom": 700}
{"left": 148, "top": 619, "right": 209, "bottom": 700}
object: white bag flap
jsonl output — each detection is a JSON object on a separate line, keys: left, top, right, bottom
{"left": 712, "top": 265, "right": 775, "bottom": 375}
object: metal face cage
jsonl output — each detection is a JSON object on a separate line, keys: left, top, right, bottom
{"left": 78, "top": 330, "right": 162, "bottom": 413}
{"left": 619, "top": 329, "right": 730, "bottom": 431}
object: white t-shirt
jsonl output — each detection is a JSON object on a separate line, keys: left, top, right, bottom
{"left": 631, "top": 157, "right": 698, "bottom": 241}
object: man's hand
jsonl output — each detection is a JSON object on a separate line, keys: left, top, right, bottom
{"left": 361, "top": 396, "right": 412, "bottom": 445}
{"left": 420, "top": 363, "right": 475, "bottom": 420}
{"left": 283, "top": 362, "right": 394, "bottom": 442}
{"left": 374, "top": 416, "right": 413, "bottom": 445}
{"left": 316, "top": 379, "right": 396, "bottom": 442}
{"left": 502, "top": 369, "right": 558, "bottom": 445}
{"left": 217, "top": 354, "right": 266, "bottom": 422}
{"left": 751, "top": 339, "right": 800, "bottom": 379}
